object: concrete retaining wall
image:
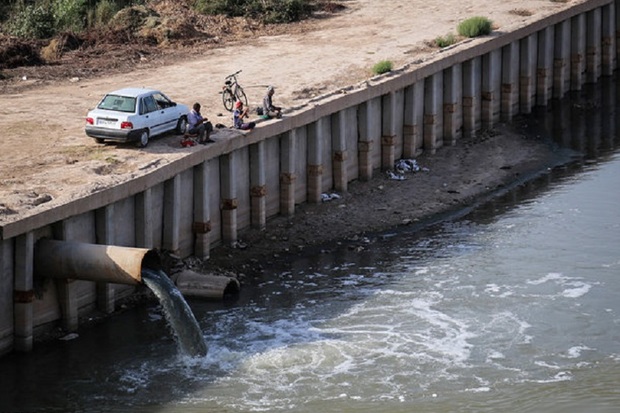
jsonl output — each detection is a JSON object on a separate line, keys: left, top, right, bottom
{"left": 0, "top": 0, "right": 618, "bottom": 355}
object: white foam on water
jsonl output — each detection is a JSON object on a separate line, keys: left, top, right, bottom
{"left": 527, "top": 272, "right": 566, "bottom": 285}
{"left": 565, "top": 345, "right": 592, "bottom": 359}
{"left": 118, "top": 363, "right": 151, "bottom": 394}
{"left": 525, "top": 272, "right": 595, "bottom": 300}
{"left": 535, "top": 360, "right": 561, "bottom": 370}
{"left": 561, "top": 281, "right": 592, "bottom": 298}
{"left": 533, "top": 370, "right": 574, "bottom": 383}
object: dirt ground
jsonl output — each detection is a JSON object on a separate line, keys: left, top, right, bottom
{"left": 0, "top": 0, "right": 579, "bottom": 268}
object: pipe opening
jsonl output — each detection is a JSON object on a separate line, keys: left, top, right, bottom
{"left": 141, "top": 249, "right": 162, "bottom": 273}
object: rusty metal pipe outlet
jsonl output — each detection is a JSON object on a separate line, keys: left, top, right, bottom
{"left": 34, "top": 239, "right": 161, "bottom": 285}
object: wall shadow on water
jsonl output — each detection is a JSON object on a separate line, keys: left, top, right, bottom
{"left": 1, "top": 73, "right": 620, "bottom": 412}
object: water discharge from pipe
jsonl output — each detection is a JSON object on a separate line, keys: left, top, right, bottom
{"left": 141, "top": 268, "right": 208, "bottom": 357}
{"left": 34, "top": 239, "right": 209, "bottom": 357}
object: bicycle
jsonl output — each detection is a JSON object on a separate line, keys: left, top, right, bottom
{"left": 221, "top": 70, "right": 248, "bottom": 112}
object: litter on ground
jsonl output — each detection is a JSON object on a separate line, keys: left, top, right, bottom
{"left": 388, "top": 159, "right": 430, "bottom": 180}
{"left": 395, "top": 158, "right": 429, "bottom": 173}
{"left": 321, "top": 192, "right": 341, "bottom": 202}
{"left": 387, "top": 170, "right": 406, "bottom": 180}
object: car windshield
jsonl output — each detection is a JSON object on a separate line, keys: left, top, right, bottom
{"left": 97, "top": 94, "right": 137, "bottom": 113}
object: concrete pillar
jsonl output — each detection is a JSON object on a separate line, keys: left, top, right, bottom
{"left": 163, "top": 174, "right": 181, "bottom": 253}
{"left": 220, "top": 153, "right": 238, "bottom": 244}
{"left": 616, "top": 0, "right": 620, "bottom": 63}
{"left": 52, "top": 223, "right": 79, "bottom": 333}
{"left": 588, "top": 84, "right": 603, "bottom": 159}
{"left": 463, "top": 57, "right": 482, "bottom": 137}
{"left": 250, "top": 141, "right": 267, "bottom": 230}
{"left": 135, "top": 188, "right": 153, "bottom": 249}
{"left": 307, "top": 119, "right": 324, "bottom": 203}
{"left": 424, "top": 72, "right": 443, "bottom": 153}
{"left": 537, "top": 26, "right": 554, "bottom": 105}
{"left": 358, "top": 102, "right": 374, "bottom": 180}
{"left": 602, "top": 2, "right": 617, "bottom": 75}
{"left": 443, "top": 63, "right": 463, "bottom": 145}
{"left": 570, "top": 94, "right": 586, "bottom": 154}
{"left": 553, "top": 100, "right": 572, "bottom": 148}
{"left": 193, "top": 160, "right": 211, "bottom": 260}
{"left": 482, "top": 49, "right": 501, "bottom": 129}
{"left": 403, "top": 81, "right": 424, "bottom": 157}
{"left": 501, "top": 41, "right": 520, "bottom": 121}
{"left": 280, "top": 129, "right": 297, "bottom": 216}
{"left": 587, "top": 8, "right": 602, "bottom": 83}
{"left": 553, "top": 19, "right": 571, "bottom": 99}
{"left": 331, "top": 110, "right": 348, "bottom": 191}
{"left": 14, "top": 232, "right": 34, "bottom": 351}
{"left": 382, "top": 91, "right": 397, "bottom": 169}
{"left": 571, "top": 14, "right": 587, "bottom": 91}
{"left": 0, "top": 239, "right": 13, "bottom": 355}
{"left": 520, "top": 33, "right": 538, "bottom": 113}
{"left": 601, "top": 76, "right": 616, "bottom": 150}
{"left": 95, "top": 205, "right": 115, "bottom": 314}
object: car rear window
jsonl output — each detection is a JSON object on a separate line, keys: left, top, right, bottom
{"left": 97, "top": 95, "right": 137, "bottom": 113}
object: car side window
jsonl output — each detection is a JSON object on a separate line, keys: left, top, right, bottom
{"left": 153, "top": 92, "right": 172, "bottom": 109}
{"left": 141, "top": 96, "right": 159, "bottom": 114}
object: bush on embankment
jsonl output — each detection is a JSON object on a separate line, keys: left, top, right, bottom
{"left": 192, "top": 0, "right": 314, "bottom": 24}
{"left": 0, "top": 0, "right": 322, "bottom": 40}
{"left": 457, "top": 16, "right": 493, "bottom": 38}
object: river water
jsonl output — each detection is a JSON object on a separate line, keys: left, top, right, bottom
{"left": 1, "top": 78, "right": 619, "bottom": 412}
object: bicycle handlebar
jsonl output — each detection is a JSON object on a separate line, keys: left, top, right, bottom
{"left": 225, "top": 70, "right": 242, "bottom": 80}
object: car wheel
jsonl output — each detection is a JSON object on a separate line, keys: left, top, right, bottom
{"left": 137, "top": 130, "right": 149, "bottom": 148}
{"left": 176, "top": 116, "right": 188, "bottom": 134}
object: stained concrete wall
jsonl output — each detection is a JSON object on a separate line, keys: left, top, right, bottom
{"left": 0, "top": 0, "right": 617, "bottom": 355}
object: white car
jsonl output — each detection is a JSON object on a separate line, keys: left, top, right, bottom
{"left": 85, "top": 88, "right": 189, "bottom": 147}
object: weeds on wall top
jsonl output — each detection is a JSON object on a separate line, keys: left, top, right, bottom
{"left": 372, "top": 60, "right": 393, "bottom": 75}
{"left": 457, "top": 16, "right": 493, "bottom": 38}
{"left": 435, "top": 33, "right": 457, "bottom": 48}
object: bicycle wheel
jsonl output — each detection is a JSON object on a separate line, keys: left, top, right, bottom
{"left": 235, "top": 86, "right": 248, "bottom": 107}
{"left": 222, "top": 88, "right": 235, "bottom": 112}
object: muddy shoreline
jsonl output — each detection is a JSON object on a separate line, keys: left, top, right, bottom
{"left": 200, "top": 119, "right": 574, "bottom": 278}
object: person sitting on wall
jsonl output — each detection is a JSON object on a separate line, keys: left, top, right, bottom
{"left": 187, "top": 102, "right": 214, "bottom": 144}
{"left": 262, "top": 85, "right": 282, "bottom": 119}
{"left": 233, "top": 100, "right": 256, "bottom": 130}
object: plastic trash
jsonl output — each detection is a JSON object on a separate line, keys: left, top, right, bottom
{"left": 387, "top": 170, "right": 406, "bottom": 181}
{"left": 321, "top": 192, "right": 341, "bottom": 202}
{"left": 395, "top": 158, "right": 425, "bottom": 173}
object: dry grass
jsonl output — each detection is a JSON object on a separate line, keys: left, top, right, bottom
{"left": 509, "top": 8, "right": 533, "bottom": 17}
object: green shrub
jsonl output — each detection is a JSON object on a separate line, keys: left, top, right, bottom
{"left": 87, "top": 0, "right": 120, "bottom": 27}
{"left": 192, "top": 0, "right": 231, "bottom": 16}
{"left": 457, "top": 16, "right": 492, "bottom": 38}
{"left": 3, "top": 0, "right": 146, "bottom": 37}
{"left": 261, "top": 0, "right": 312, "bottom": 24}
{"left": 435, "top": 33, "right": 456, "bottom": 48}
{"left": 52, "top": 0, "right": 87, "bottom": 33}
{"left": 192, "top": 0, "right": 313, "bottom": 23}
{"left": 5, "top": 3, "right": 56, "bottom": 38}
{"left": 372, "top": 60, "right": 392, "bottom": 75}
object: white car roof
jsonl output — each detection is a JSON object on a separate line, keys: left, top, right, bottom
{"left": 106, "top": 87, "right": 160, "bottom": 98}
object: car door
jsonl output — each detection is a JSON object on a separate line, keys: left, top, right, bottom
{"left": 152, "top": 92, "right": 179, "bottom": 132}
{"left": 139, "top": 95, "right": 162, "bottom": 135}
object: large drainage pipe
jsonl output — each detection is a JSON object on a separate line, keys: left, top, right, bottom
{"left": 33, "top": 239, "right": 240, "bottom": 298}
{"left": 34, "top": 238, "right": 159, "bottom": 284}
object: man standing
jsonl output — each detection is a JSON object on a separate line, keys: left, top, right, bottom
{"left": 187, "top": 102, "right": 214, "bottom": 144}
